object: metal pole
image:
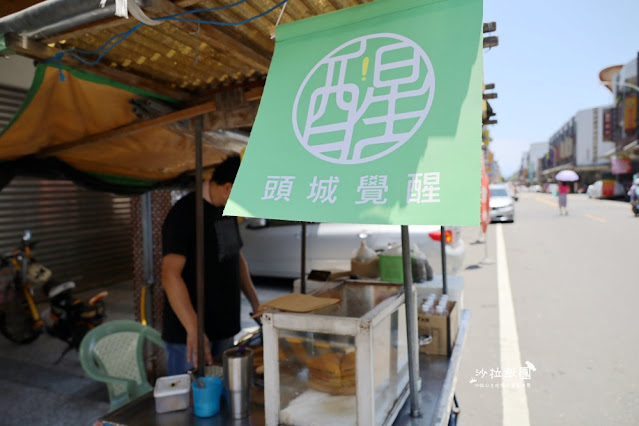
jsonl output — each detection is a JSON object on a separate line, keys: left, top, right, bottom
{"left": 401, "top": 225, "right": 421, "bottom": 417}
{"left": 479, "top": 228, "right": 495, "bottom": 265}
{"left": 141, "top": 192, "right": 157, "bottom": 376}
{"left": 141, "top": 192, "right": 154, "bottom": 326}
{"left": 195, "top": 115, "right": 205, "bottom": 377}
{"left": 622, "top": 89, "right": 627, "bottom": 140}
{"left": 480, "top": 146, "right": 495, "bottom": 265}
{"left": 440, "top": 225, "right": 448, "bottom": 295}
{"left": 301, "top": 222, "right": 306, "bottom": 294}
{"left": 484, "top": 235, "right": 489, "bottom": 259}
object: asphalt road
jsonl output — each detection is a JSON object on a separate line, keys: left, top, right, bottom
{"left": 456, "top": 192, "right": 639, "bottom": 426}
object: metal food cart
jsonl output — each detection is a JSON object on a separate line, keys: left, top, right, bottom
{"left": 1, "top": 2, "right": 478, "bottom": 425}
{"left": 99, "top": 310, "right": 468, "bottom": 426}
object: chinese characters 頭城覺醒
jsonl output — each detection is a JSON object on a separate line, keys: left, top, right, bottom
{"left": 261, "top": 172, "right": 441, "bottom": 205}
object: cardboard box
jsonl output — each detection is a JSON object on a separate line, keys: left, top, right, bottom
{"left": 350, "top": 257, "right": 380, "bottom": 278}
{"left": 417, "top": 300, "right": 458, "bottom": 356}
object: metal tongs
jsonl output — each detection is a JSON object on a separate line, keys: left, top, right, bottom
{"left": 187, "top": 369, "right": 205, "bottom": 388}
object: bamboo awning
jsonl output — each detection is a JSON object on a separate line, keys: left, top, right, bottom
{"left": 2, "top": 0, "right": 369, "bottom": 99}
{"left": 0, "top": 0, "right": 369, "bottom": 192}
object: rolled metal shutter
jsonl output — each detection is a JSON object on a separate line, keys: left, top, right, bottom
{"left": 0, "top": 177, "right": 133, "bottom": 297}
{"left": 0, "top": 84, "right": 27, "bottom": 131}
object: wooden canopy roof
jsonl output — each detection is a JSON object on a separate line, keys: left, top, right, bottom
{"left": 3, "top": 0, "right": 369, "bottom": 99}
{"left": 0, "top": 0, "right": 369, "bottom": 191}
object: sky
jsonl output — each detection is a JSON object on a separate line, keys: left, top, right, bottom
{"left": 482, "top": 0, "right": 639, "bottom": 177}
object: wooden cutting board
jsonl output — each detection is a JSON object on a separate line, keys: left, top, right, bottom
{"left": 257, "top": 293, "right": 340, "bottom": 314}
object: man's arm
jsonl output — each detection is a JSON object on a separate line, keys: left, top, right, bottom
{"left": 161, "top": 253, "right": 212, "bottom": 366}
{"left": 238, "top": 252, "right": 260, "bottom": 314}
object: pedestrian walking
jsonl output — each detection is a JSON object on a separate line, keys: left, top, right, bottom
{"left": 558, "top": 181, "right": 570, "bottom": 215}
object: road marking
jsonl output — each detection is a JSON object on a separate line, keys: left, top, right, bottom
{"left": 585, "top": 214, "right": 607, "bottom": 223}
{"left": 496, "top": 224, "right": 530, "bottom": 426}
{"left": 535, "top": 196, "right": 558, "bottom": 208}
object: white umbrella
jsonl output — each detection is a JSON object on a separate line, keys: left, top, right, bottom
{"left": 555, "top": 170, "right": 579, "bottom": 182}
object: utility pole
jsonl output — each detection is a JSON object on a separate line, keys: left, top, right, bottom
{"left": 482, "top": 23, "right": 498, "bottom": 126}
{"left": 478, "top": 22, "right": 498, "bottom": 263}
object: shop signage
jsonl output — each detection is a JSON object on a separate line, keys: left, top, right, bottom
{"left": 611, "top": 156, "right": 632, "bottom": 174}
{"left": 602, "top": 108, "right": 613, "bottom": 142}
{"left": 226, "top": 0, "right": 483, "bottom": 225}
{"left": 614, "top": 103, "right": 623, "bottom": 140}
{"left": 625, "top": 95, "right": 637, "bottom": 133}
{"left": 480, "top": 156, "right": 490, "bottom": 233}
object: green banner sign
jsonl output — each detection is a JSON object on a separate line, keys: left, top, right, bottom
{"left": 225, "top": 0, "right": 483, "bottom": 225}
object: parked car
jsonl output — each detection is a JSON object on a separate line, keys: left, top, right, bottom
{"left": 586, "top": 180, "right": 626, "bottom": 199}
{"left": 545, "top": 183, "right": 559, "bottom": 194}
{"left": 489, "top": 184, "right": 515, "bottom": 223}
{"left": 239, "top": 220, "right": 465, "bottom": 279}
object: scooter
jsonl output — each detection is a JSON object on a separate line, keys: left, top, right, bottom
{"left": 0, "top": 230, "right": 108, "bottom": 362}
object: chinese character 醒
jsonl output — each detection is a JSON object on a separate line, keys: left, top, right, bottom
{"left": 407, "top": 172, "right": 441, "bottom": 203}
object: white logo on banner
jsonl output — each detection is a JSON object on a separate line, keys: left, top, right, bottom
{"left": 293, "top": 33, "right": 435, "bottom": 165}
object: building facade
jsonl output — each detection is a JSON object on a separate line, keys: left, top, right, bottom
{"left": 525, "top": 142, "right": 549, "bottom": 183}
{"left": 540, "top": 108, "right": 614, "bottom": 185}
{"left": 574, "top": 107, "right": 615, "bottom": 170}
{"left": 606, "top": 55, "right": 638, "bottom": 184}
{"left": 535, "top": 53, "right": 639, "bottom": 188}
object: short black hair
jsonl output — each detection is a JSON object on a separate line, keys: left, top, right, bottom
{"left": 211, "top": 154, "right": 241, "bottom": 184}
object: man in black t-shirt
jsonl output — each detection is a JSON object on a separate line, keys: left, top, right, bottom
{"left": 161, "top": 155, "right": 260, "bottom": 375}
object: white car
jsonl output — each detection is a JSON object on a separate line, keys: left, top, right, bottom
{"left": 587, "top": 180, "right": 626, "bottom": 199}
{"left": 239, "top": 220, "right": 465, "bottom": 279}
{"left": 489, "top": 184, "right": 515, "bottom": 223}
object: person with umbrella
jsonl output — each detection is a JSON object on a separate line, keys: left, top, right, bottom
{"left": 555, "top": 170, "right": 579, "bottom": 216}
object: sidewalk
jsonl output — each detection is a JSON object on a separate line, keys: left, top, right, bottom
{"left": 0, "top": 279, "right": 290, "bottom": 426}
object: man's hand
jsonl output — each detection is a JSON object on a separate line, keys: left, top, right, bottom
{"left": 186, "top": 330, "right": 213, "bottom": 367}
{"left": 163, "top": 254, "right": 214, "bottom": 367}
{"left": 251, "top": 300, "right": 260, "bottom": 316}
{"left": 239, "top": 252, "right": 261, "bottom": 321}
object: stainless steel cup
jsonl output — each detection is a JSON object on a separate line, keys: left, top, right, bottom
{"left": 223, "top": 347, "right": 253, "bottom": 419}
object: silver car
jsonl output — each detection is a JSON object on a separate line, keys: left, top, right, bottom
{"left": 489, "top": 184, "right": 515, "bottom": 223}
{"left": 239, "top": 220, "right": 465, "bottom": 279}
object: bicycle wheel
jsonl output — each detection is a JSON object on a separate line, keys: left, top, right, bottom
{"left": 0, "top": 284, "right": 41, "bottom": 344}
